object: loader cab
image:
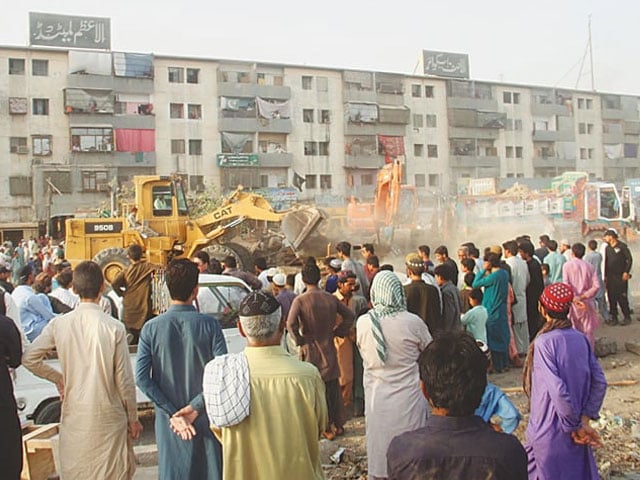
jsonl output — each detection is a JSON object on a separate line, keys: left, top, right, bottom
{"left": 135, "top": 177, "right": 190, "bottom": 241}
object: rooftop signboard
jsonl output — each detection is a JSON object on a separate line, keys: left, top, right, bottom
{"left": 29, "top": 12, "right": 111, "bottom": 49}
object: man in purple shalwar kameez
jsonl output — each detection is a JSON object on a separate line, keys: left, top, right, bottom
{"left": 524, "top": 282, "right": 607, "bottom": 480}
{"left": 562, "top": 243, "right": 601, "bottom": 347}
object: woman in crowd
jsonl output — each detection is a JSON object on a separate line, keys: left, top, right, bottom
{"left": 524, "top": 282, "right": 607, "bottom": 479}
{"left": 356, "top": 270, "right": 432, "bottom": 479}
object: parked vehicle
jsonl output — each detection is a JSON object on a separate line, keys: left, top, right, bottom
{"left": 13, "top": 274, "right": 250, "bottom": 424}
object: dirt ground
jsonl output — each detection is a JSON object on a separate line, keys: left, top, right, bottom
{"left": 320, "top": 315, "right": 640, "bottom": 480}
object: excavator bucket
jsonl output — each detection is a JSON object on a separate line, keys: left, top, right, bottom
{"left": 280, "top": 207, "right": 327, "bottom": 251}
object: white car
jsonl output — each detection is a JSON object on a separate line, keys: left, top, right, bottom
{"left": 13, "top": 273, "right": 251, "bottom": 423}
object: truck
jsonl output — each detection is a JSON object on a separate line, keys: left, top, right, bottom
{"left": 454, "top": 172, "right": 635, "bottom": 241}
{"left": 64, "top": 175, "right": 326, "bottom": 283}
{"left": 346, "top": 159, "right": 419, "bottom": 248}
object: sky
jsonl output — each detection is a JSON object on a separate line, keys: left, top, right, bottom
{"left": 2, "top": 0, "right": 639, "bottom": 95}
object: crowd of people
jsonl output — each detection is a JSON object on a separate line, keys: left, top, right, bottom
{"left": 0, "top": 229, "right": 625, "bottom": 479}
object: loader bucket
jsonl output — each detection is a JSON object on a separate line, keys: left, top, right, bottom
{"left": 280, "top": 207, "right": 327, "bottom": 251}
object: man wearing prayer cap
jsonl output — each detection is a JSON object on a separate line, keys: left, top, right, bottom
{"left": 404, "top": 253, "right": 441, "bottom": 334}
{"left": 200, "top": 291, "right": 327, "bottom": 480}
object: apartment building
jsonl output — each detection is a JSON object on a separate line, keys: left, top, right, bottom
{"left": 1, "top": 44, "right": 639, "bottom": 241}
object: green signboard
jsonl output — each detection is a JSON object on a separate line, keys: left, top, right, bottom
{"left": 216, "top": 154, "right": 259, "bottom": 167}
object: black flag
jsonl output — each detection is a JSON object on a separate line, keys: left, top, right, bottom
{"left": 293, "top": 171, "right": 306, "bottom": 192}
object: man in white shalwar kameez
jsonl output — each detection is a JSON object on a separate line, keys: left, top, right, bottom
{"left": 23, "top": 261, "right": 141, "bottom": 480}
{"left": 503, "top": 240, "right": 530, "bottom": 355}
{"left": 357, "top": 271, "right": 432, "bottom": 479}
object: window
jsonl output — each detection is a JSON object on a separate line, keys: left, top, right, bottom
{"left": 426, "top": 114, "right": 437, "bottom": 128}
{"left": 414, "top": 144, "right": 424, "bottom": 157}
{"left": 506, "top": 146, "right": 514, "bottom": 158}
{"left": 186, "top": 68, "right": 199, "bottom": 84}
{"left": 425, "top": 86, "right": 434, "bottom": 98}
{"left": 9, "top": 58, "right": 25, "bottom": 75}
{"left": 320, "top": 175, "right": 332, "bottom": 189}
{"left": 32, "top": 136, "right": 52, "bottom": 156}
{"left": 188, "top": 104, "right": 202, "bottom": 119}
{"left": 515, "top": 146, "right": 523, "bottom": 158}
{"left": 319, "top": 142, "right": 329, "bottom": 156}
{"left": 171, "top": 139, "right": 185, "bottom": 154}
{"left": 189, "top": 175, "right": 205, "bottom": 192}
{"left": 503, "top": 91, "right": 520, "bottom": 104}
{"left": 168, "top": 67, "right": 184, "bottom": 83}
{"left": 9, "top": 97, "right": 28, "bottom": 114}
{"left": 303, "top": 109, "right": 314, "bottom": 123}
{"left": 304, "top": 141, "right": 318, "bottom": 155}
{"left": 587, "top": 123, "right": 594, "bottom": 134}
{"left": 513, "top": 93, "right": 520, "bottom": 104}
{"left": 503, "top": 92, "right": 512, "bottom": 104}
{"left": 32, "top": 59, "right": 48, "bottom": 76}
{"left": 305, "top": 174, "right": 317, "bottom": 189}
{"left": 10, "top": 137, "right": 27, "bottom": 153}
{"left": 319, "top": 110, "right": 330, "bottom": 124}
{"left": 71, "top": 127, "right": 113, "bottom": 152}
{"left": 428, "top": 174, "right": 440, "bottom": 187}
{"left": 413, "top": 114, "right": 424, "bottom": 128}
{"left": 588, "top": 148, "right": 594, "bottom": 159}
{"left": 301, "top": 76, "right": 313, "bottom": 90}
{"left": 579, "top": 123, "right": 586, "bottom": 134}
{"left": 316, "top": 76, "right": 328, "bottom": 92}
{"left": 189, "top": 139, "right": 202, "bottom": 155}
{"left": 580, "top": 148, "right": 588, "bottom": 160}
{"left": 46, "top": 172, "right": 73, "bottom": 193}
{"left": 586, "top": 99, "right": 593, "bottom": 109}
{"left": 514, "top": 119, "right": 523, "bottom": 130}
{"left": 577, "top": 98, "right": 585, "bottom": 109}
{"left": 32, "top": 98, "right": 49, "bottom": 115}
{"left": 9, "top": 176, "right": 32, "bottom": 196}
{"left": 427, "top": 144, "right": 438, "bottom": 158}
{"left": 411, "top": 85, "right": 421, "bottom": 97}
{"left": 170, "top": 103, "right": 184, "bottom": 119}
{"left": 362, "top": 174, "right": 374, "bottom": 186}
{"left": 81, "top": 171, "right": 109, "bottom": 192}
{"left": 414, "top": 174, "right": 426, "bottom": 187}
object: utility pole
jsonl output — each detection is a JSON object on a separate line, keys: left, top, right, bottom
{"left": 45, "top": 178, "right": 62, "bottom": 237}
{"left": 588, "top": 14, "right": 595, "bottom": 91}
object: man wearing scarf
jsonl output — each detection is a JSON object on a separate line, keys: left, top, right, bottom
{"left": 356, "top": 271, "right": 432, "bottom": 479}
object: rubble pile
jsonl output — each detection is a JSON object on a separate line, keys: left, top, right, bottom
{"left": 595, "top": 410, "right": 640, "bottom": 479}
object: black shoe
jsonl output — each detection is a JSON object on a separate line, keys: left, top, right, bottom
{"left": 620, "top": 316, "right": 632, "bottom": 326}
{"left": 605, "top": 318, "right": 618, "bottom": 326}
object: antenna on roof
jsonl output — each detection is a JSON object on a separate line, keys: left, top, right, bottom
{"left": 575, "top": 14, "right": 595, "bottom": 91}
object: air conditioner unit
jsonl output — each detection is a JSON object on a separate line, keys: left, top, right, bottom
{"left": 16, "top": 146, "right": 29, "bottom": 154}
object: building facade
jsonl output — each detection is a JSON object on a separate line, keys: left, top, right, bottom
{"left": 1, "top": 44, "right": 639, "bottom": 240}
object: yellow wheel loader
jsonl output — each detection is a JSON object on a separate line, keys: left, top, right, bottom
{"left": 64, "top": 176, "right": 326, "bottom": 283}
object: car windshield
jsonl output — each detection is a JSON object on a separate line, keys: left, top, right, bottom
{"left": 198, "top": 283, "right": 250, "bottom": 329}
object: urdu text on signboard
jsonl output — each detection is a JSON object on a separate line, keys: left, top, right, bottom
{"left": 29, "top": 12, "right": 111, "bottom": 49}
{"left": 422, "top": 50, "right": 470, "bottom": 79}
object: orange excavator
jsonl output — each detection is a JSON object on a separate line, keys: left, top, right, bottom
{"left": 346, "top": 159, "right": 418, "bottom": 247}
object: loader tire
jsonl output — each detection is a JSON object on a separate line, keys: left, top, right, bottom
{"left": 93, "top": 247, "right": 130, "bottom": 285}
{"left": 203, "top": 243, "right": 253, "bottom": 271}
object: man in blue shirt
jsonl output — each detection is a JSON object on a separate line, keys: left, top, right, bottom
{"left": 11, "top": 265, "right": 55, "bottom": 341}
{"left": 136, "top": 259, "right": 227, "bottom": 480}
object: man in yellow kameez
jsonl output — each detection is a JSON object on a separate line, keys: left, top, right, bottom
{"left": 174, "top": 291, "right": 327, "bottom": 480}
{"left": 23, "top": 261, "right": 141, "bottom": 479}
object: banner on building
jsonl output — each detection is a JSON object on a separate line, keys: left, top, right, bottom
{"left": 30, "top": 12, "right": 111, "bottom": 49}
{"left": 422, "top": 50, "right": 469, "bottom": 79}
{"left": 217, "top": 154, "right": 259, "bottom": 167}
{"left": 377, "top": 135, "right": 405, "bottom": 158}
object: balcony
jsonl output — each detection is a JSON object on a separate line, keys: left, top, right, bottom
{"left": 601, "top": 108, "right": 626, "bottom": 121}
{"left": 218, "top": 117, "right": 292, "bottom": 133}
{"left": 532, "top": 129, "right": 575, "bottom": 142}
{"left": 531, "top": 103, "right": 572, "bottom": 117}
{"left": 447, "top": 97, "right": 498, "bottom": 111}
{"left": 624, "top": 121, "right": 640, "bottom": 135}
{"left": 344, "top": 123, "right": 406, "bottom": 136}
{"left": 217, "top": 82, "right": 291, "bottom": 100}
{"left": 72, "top": 151, "right": 156, "bottom": 167}
{"left": 344, "top": 155, "right": 385, "bottom": 169}
{"left": 257, "top": 153, "right": 293, "bottom": 168}
{"left": 532, "top": 156, "right": 575, "bottom": 168}
{"left": 342, "top": 89, "right": 377, "bottom": 103}
{"left": 449, "top": 127, "right": 499, "bottom": 140}
{"left": 66, "top": 74, "right": 153, "bottom": 94}
{"left": 603, "top": 131, "right": 625, "bottom": 144}
{"left": 449, "top": 155, "right": 499, "bottom": 168}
